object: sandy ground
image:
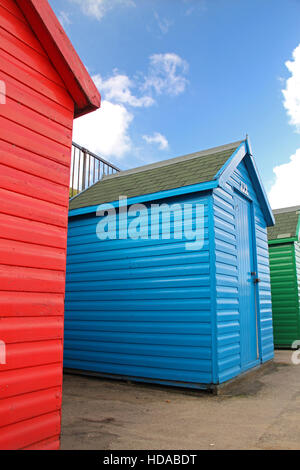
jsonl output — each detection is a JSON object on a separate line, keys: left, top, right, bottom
{"left": 61, "top": 350, "right": 300, "bottom": 450}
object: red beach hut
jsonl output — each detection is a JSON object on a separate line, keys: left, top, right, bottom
{"left": 0, "top": 0, "right": 100, "bottom": 449}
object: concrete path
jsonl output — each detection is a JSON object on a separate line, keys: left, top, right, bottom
{"left": 61, "top": 351, "right": 300, "bottom": 450}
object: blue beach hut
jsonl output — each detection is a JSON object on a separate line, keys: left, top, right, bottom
{"left": 64, "top": 138, "right": 275, "bottom": 390}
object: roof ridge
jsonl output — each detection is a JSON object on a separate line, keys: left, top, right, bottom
{"left": 273, "top": 206, "right": 300, "bottom": 214}
{"left": 101, "top": 139, "right": 244, "bottom": 182}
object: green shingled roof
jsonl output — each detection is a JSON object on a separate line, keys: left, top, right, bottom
{"left": 69, "top": 140, "right": 243, "bottom": 210}
{"left": 268, "top": 207, "right": 300, "bottom": 240}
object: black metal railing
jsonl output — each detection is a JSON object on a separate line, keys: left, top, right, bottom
{"left": 70, "top": 142, "right": 120, "bottom": 198}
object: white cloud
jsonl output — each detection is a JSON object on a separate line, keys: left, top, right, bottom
{"left": 72, "top": 71, "right": 155, "bottom": 161}
{"left": 58, "top": 11, "right": 71, "bottom": 29}
{"left": 268, "top": 149, "right": 300, "bottom": 209}
{"left": 73, "top": 100, "right": 133, "bottom": 160}
{"left": 143, "top": 53, "right": 189, "bottom": 96}
{"left": 143, "top": 132, "right": 169, "bottom": 150}
{"left": 93, "top": 73, "right": 154, "bottom": 108}
{"left": 72, "top": 53, "right": 189, "bottom": 162}
{"left": 282, "top": 43, "right": 300, "bottom": 132}
{"left": 184, "top": 0, "right": 207, "bottom": 16}
{"left": 69, "top": 0, "right": 135, "bottom": 21}
{"left": 269, "top": 44, "right": 300, "bottom": 209}
{"left": 154, "top": 11, "right": 172, "bottom": 35}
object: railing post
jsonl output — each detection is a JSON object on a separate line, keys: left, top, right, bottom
{"left": 82, "top": 150, "right": 87, "bottom": 191}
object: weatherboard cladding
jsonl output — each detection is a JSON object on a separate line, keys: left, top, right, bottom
{"left": 268, "top": 209, "right": 300, "bottom": 348}
{"left": 0, "top": 0, "right": 98, "bottom": 451}
{"left": 214, "top": 159, "right": 273, "bottom": 384}
{"left": 65, "top": 141, "right": 274, "bottom": 387}
{"left": 269, "top": 243, "right": 299, "bottom": 347}
{"left": 69, "top": 142, "right": 242, "bottom": 210}
{"left": 65, "top": 193, "right": 213, "bottom": 385}
{"left": 0, "top": 0, "right": 72, "bottom": 450}
{"left": 295, "top": 242, "right": 300, "bottom": 334}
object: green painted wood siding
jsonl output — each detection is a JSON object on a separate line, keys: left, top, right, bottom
{"left": 269, "top": 242, "right": 300, "bottom": 348}
{"left": 295, "top": 242, "right": 300, "bottom": 340}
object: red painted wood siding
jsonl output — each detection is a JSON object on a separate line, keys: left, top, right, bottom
{"left": 0, "top": 0, "right": 74, "bottom": 450}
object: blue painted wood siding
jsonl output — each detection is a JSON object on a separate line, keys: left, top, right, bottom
{"left": 64, "top": 193, "right": 214, "bottom": 386}
{"left": 213, "top": 159, "right": 274, "bottom": 383}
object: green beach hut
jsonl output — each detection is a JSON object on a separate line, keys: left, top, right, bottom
{"left": 268, "top": 206, "right": 300, "bottom": 348}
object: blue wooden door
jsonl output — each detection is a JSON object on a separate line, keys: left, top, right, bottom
{"left": 234, "top": 192, "right": 258, "bottom": 370}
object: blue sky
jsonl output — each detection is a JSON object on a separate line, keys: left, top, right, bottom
{"left": 49, "top": 0, "right": 300, "bottom": 208}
